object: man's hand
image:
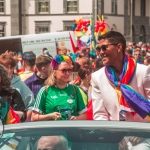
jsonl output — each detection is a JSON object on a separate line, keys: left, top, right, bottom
{"left": 69, "top": 116, "right": 78, "bottom": 120}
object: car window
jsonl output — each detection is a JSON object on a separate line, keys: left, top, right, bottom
{"left": 0, "top": 121, "right": 150, "bottom": 150}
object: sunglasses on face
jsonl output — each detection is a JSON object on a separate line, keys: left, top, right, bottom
{"left": 96, "top": 43, "right": 118, "bottom": 52}
{"left": 57, "top": 68, "right": 73, "bottom": 74}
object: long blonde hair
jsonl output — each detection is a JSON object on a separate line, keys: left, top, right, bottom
{"left": 44, "top": 66, "right": 55, "bottom": 86}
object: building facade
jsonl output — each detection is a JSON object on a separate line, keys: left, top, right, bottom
{"left": 0, "top": 0, "right": 150, "bottom": 43}
{"left": 98, "top": 0, "right": 150, "bottom": 43}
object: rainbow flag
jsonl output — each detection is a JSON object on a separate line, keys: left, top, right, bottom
{"left": 0, "top": 98, "right": 20, "bottom": 124}
{"left": 105, "top": 55, "right": 150, "bottom": 119}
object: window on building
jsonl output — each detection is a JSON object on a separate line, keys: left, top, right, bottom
{"left": 63, "top": 21, "right": 74, "bottom": 31}
{"left": 67, "top": 0, "right": 78, "bottom": 13}
{"left": 0, "top": 0, "right": 4, "bottom": 13}
{"left": 35, "top": 22, "right": 50, "bottom": 34}
{"left": 36, "top": 0, "right": 49, "bottom": 14}
{"left": 0, "top": 23, "right": 5, "bottom": 37}
{"left": 141, "top": 0, "right": 145, "bottom": 16}
{"left": 139, "top": 25, "right": 146, "bottom": 42}
{"left": 111, "top": 0, "right": 117, "bottom": 14}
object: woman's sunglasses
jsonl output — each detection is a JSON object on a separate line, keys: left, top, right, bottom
{"left": 96, "top": 43, "right": 118, "bottom": 52}
{"left": 57, "top": 68, "right": 73, "bottom": 74}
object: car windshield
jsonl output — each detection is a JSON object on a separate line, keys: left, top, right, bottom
{"left": 0, "top": 121, "right": 150, "bottom": 150}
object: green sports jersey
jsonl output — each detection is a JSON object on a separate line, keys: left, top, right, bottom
{"left": 33, "top": 84, "right": 87, "bottom": 120}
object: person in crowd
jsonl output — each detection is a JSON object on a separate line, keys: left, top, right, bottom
{"left": 133, "top": 49, "right": 143, "bottom": 64}
{"left": 60, "top": 47, "right": 68, "bottom": 55}
{"left": 19, "top": 51, "right": 36, "bottom": 82}
{"left": 70, "top": 61, "right": 81, "bottom": 83}
{"left": 140, "top": 44, "right": 147, "bottom": 61}
{"left": 85, "top": 47, "right": 90, "bottom": 57}
{"left": 77, "top": 36, "right": 86, "bottom": 48}
{"left": 79, "top": 48, "right": 87, "bottom": 57}
{"left": 141, "top": 43, "right": 148, "bottom": 50}
{"left": 0, "top": 64, "right": 26, "bottom": 123}
{"left": 37, "top": 136, "right": 68, "bottom": 150}
{"left": 125, "top": 47, "right": 133, "bottom": 58}
{"left": 0, "top": 54, "right": 34, "bottom": 121}
{"left": 94, "top": 57, "right": 104, "bottom": 72}
{"left": 78, "top": 66, "right": 93, "bottom": 119}
{"left": 25, "top": 55, "right": 52, "bottom": 98}
{"left": 9, "top": 51, "right": 18, "bottom": 58}
{"left": 92, "top": 31, "right": 150, "bottom": 122}
{"left": 96, "top": 45, "right": 101, "bottom": 59}
{"left": 137, "top": 41, "right": 143, "bottom": 47}
{"left": 32, "top": 55, "right": 87, "bottom": 121}
{"left": 128, "top": 42, "right": 133, "bottom": 49}
{"left": 89, "top": 50, "right": 96, "bottom": 69}
{"left": 78, "top": 47, "right": 90, "bottom": 58}
{"left": 144, "top": 56, "right": 150, "bottom": 66}
{"left": 76, "top": 57, "right": 90, "bottom": 66}
{"left": 14, "top": 51, "right": 24, "bottom": 75}
{"left": 78, "top": 66, "right": 92, "bottom": 95}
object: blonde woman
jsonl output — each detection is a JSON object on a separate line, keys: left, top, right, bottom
{"left": 32, "top": 55, "right": 87, "bottom": 121}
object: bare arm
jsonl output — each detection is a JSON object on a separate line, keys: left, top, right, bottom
{"left": 31, "top": 111, "right": 62, "bottom": 121}
{"left": 70, "top": 112, "right": 87, "bottom": 120}
{"left": 26, "top": 110, "right": 32, "bottom": 122}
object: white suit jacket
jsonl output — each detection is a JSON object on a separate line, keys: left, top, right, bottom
{"left": 92, "top": 64, "right": 150, "bottom": 122}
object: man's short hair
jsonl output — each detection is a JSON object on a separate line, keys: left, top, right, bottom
{"left": 22, "top": 51, "right": 36, "bottom": 66}
{"left": 78, "top": 57, "right": 90, "bottom": 66}
{"left": 98, "top": 31, "right": 126, "bottom": 53}
{"left": 146, "top": 56, "right": 150, "bottom": 64}
{"left": 37, "top": 136, "right": 68, "bottom": 150}
{"left": 36, "top": 55, "right": 52, "bottom": 71}
{"left": 0, "top": 53, "right": 17, "bottom": 68}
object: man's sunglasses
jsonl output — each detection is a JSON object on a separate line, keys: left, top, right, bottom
{"left": 96, "top": 43, "right": 118, "bottom": 52}
{"left": 57, "top": 68, "right": 73, "bottom": 74}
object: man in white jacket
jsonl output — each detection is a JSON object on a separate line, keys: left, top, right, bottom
{"left": 92, "top": 31, "right": 150, "bottom": 150}
{"left": 92, "top": 31, "right": 150, "bottom": 122}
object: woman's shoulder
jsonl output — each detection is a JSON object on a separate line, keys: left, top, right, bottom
{"left": 39, "top": 85, "right": 56, "bottom": 94}
{"left": 68, "top": 84, "right": 78, "bottom": 90}
{"left": 68, "top": 84, "right": 85, "bottom": 94}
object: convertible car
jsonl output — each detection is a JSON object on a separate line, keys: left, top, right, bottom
{"left": 0, "top": 121, "right": 150, "bottom": 150}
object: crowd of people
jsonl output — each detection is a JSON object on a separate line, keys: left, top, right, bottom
{"left": 0, "top": 31, "right": 150, "bottom": 149}
{"left": 0, "top": 31, "right": 150, "bottom": 123}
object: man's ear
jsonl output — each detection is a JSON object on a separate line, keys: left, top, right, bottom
{"left": 117, "top": 43, "right": 123, "bottom": 53}
{"left": 41, "top": 66, "right": 45, "bottom": 72}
